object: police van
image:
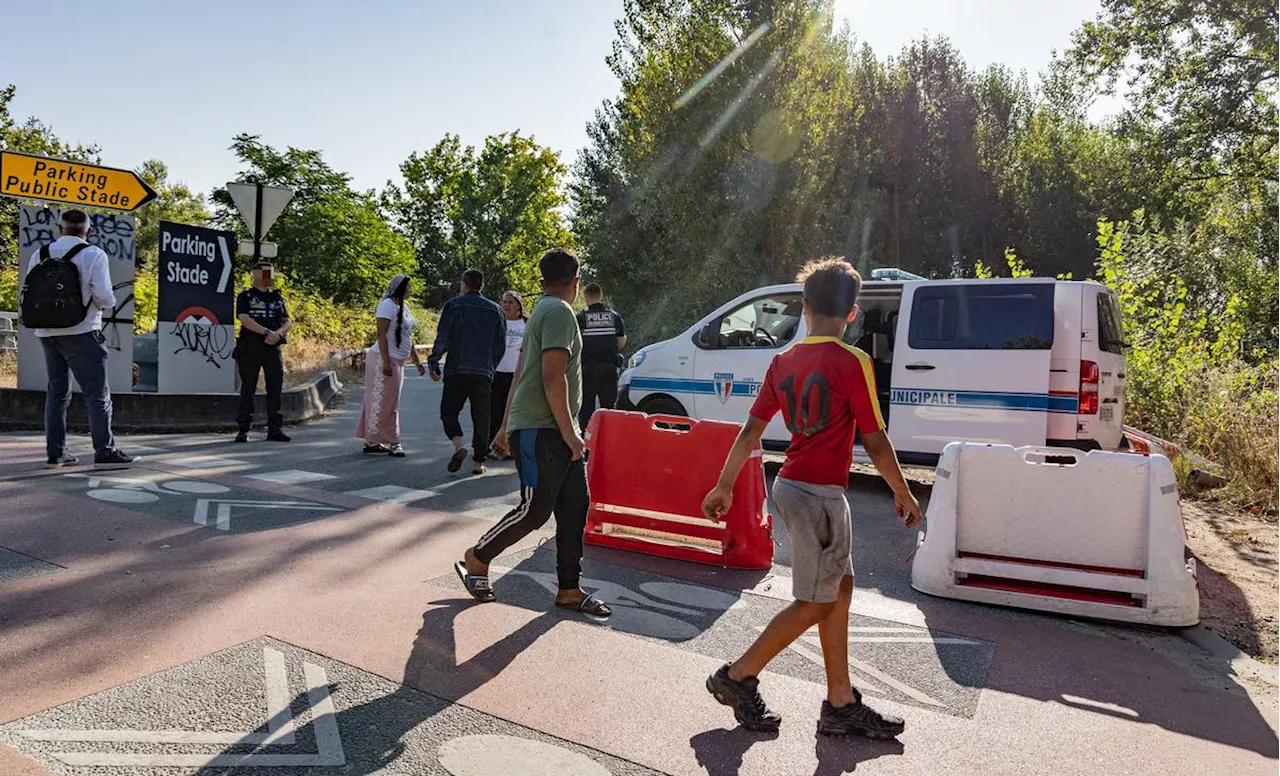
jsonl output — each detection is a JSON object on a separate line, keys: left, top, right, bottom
{"left": 618, "top": 276, "right": 1127, "bottom": 464}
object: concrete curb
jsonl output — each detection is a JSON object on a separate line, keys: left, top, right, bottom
{"left": 0, "top": 371, "right": 344, "bottom": 434}
{"left": 1179, "top": 624, "right": 1279, "bottom": 686}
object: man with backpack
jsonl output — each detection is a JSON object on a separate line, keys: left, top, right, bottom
{"left": 21, "top": 209, "right": 135, "bottom": 469}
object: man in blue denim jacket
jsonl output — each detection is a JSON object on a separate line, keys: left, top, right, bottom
{"left": 428, "top": 269, "right": 507, "bottom": 474}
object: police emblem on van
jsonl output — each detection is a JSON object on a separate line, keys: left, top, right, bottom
{"left": 713, "top": 372, "right": 734, "bottom": 404}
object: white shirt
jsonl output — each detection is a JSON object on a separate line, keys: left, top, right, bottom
{"left": 375, "top": 297, "right": 415, "bottom": 361}
{"left": 497, "top": 317, "right": 526, "bottom": 373}
{"left": 27, "top": 236, "right": 116, "bottom": 338}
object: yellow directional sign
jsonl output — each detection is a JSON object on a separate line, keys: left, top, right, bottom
{"left": 0, "top": 150, "right": 156, "bottom": 212}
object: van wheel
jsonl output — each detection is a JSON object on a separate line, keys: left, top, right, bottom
{"left": 638, "top": 395, "right": 687, "bottom": 418}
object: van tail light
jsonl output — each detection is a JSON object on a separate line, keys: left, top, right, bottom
{"left": 1079, "top": 360, "right": 1099, "bottom": 415}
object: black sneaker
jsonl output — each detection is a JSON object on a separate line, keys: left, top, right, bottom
{"left": 94, "top": 450, "right": 136, "bottom": 470}
{"left": 706, "top": 664, "right": 782, "bottom": 732}
{"left": 817, "top": 696, "right": 905, "bottom": 739}
{"left": 266, "top": 430, "right": 291, "bottom": 442}
{"left": 234, "top": 431, "right": 249, "bottom": 443}
{"left": 45, "top": 455, "right": 79, "bottom": 468}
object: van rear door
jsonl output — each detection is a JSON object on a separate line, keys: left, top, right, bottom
{"left": 889, "top": 279, "right": 1056, "bottom": 456}
{"left": 1090, "top": 288, "right": 1127, "bottom": 448}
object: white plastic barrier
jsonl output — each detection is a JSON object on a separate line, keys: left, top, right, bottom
{"left": 912, "top": 443, "right": 1199, "bottom": 627}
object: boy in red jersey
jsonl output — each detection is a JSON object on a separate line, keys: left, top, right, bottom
{"left": 702, "top": 257, "right": 922, "bottom": 737}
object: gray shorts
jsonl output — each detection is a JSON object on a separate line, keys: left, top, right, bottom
{"left": 774, "top": 477, "right": 853, "bottom": 603}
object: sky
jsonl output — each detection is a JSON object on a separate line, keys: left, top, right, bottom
{"left": 2, "top": 0, "right": 1107, "bottom": 199}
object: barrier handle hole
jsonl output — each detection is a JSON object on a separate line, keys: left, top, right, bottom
{"left": 650, "top": 415, "right": 693, "bottom": 432}
{"left": 1022, "top": 449, "right": 1080, "bottom": 466}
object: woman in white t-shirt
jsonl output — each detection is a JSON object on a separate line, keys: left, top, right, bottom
{"left": 489, "top": 290, "right": 527, "bottom": 458}
{"left": 356, "top": 274, "right": 425, "bottom": 456}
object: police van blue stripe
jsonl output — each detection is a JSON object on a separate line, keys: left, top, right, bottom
{"left": 630, "top": 377, "right": 760, "bottom": 396}
{"left": 629, "top": 377, "right": 1080, "bottom": 414}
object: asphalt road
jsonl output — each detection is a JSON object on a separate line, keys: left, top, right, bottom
{"left": 0, "top": 371, "right": 1274, "bottom": 776}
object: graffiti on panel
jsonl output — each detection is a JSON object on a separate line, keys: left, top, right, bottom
{"left": 18, "top": 205, "right": 136, "bottom": 351}
{"left": 169, "top": 320, "right": 232, "bottom": 367}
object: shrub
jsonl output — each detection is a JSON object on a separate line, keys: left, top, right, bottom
{"left": 1098, "top": 215, "right": 1277, "bottom": 509}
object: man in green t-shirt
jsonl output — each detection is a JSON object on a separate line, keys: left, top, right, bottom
{"left": 453, "top": 248, "right": 611, "bottom": 617}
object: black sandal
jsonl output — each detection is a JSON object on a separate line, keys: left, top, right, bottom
{"left": 364, "top": 443, "right": 389, "bottom": 454}
{"left": 454, "top": 561, "right": 495, "bottom": 603}
{"left": 447, "top": 448, "right": 468, "bottom": 473}
{"left": 556, "top": 593, "right": 611, "bottom": 618}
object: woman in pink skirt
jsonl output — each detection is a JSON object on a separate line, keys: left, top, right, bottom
{"left": 356, "top": 275, "right": 425, "bottom": 456}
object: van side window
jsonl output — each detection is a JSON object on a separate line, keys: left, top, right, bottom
{"left": 1097, "top": 292, "right": 1125, "bottom": 354}
{"left": 707, "top": 293, "right": 802, "bottom": 349}
{"left": 908, "top": 284, "right": 1054, "bottom": 350}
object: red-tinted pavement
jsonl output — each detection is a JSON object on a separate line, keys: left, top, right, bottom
{"left": 0, "top": 392, "right": 1275, "bottom": 775}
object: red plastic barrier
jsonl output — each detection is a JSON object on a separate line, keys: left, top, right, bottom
{"left": 584, "top": 409, "right": 773, "bottom": 569}
{"left": 1121, "top": 425, "right": 1181, "bottom": 461}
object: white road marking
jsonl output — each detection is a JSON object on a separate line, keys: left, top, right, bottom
{"left": 817, "top": 641, "right": 949, "bottom": 709}
{"left": 161, "top": 480, "right": 231, "bottom": 495}
{"left": 781, "top": 633, "right": 890, "bottom": 695}
{"left": 745, "top": 573, "right": 930, "bottom": 626}
{"left": 86, "top": 488, "right": 158, "bottom": 504}
{"left": 342, "top": 485, "right": 438, "bottom": 504}
{"left": 19, "top": 646, "right": 297, "bottom": 748}
{"left": 165, "top": 455, "right": 248, "bottom": 470}
{"left": 35, "top": 655, "right": 345, "bottom": 773}
{"left": 303, "top": 660, "right": 345, "bottom": 764}
{"left": 193, "top": 499, "right": 341, "bottom": 531}
{"left": 247, "top": 469, "right": 337, "bottom": 486}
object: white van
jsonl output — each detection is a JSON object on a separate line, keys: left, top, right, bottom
{"left": 618, "top": 277, "right": 1127, "bottom": 464}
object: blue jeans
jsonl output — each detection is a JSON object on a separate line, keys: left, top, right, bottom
{"left": 41, "top": 331, "right": 116, "bottom": 459}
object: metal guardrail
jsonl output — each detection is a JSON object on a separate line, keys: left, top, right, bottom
{"left": 0, "top": 312, "right": 16, "bottom": 352}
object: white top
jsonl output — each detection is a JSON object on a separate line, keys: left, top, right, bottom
{"left": 375, "top": 297, "right": 416, "bottom": 361}
{"left": 27, "top": 236, "right": 116, "bottom": 338}
{"left": 497, "top": 317, "right": 526, "bottom": 373}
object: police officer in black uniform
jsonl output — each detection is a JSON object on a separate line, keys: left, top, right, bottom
{"left": 576, "top": 282, "right": 627, "bottom": 430}
{"left": 234, "top": 260, "right": 292, "bottom": 443}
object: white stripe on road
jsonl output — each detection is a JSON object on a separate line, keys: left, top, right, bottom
{"left": 342, "top": 485, "right": 438, "bottom": 504}
{"left": 20, "top": 646, "right": 297, "bottom": 747}
{"left": 247, "top": 469, "right": 337, "bottom": 486}
{"left": 42, "top": 657, "right": 344, "bottom": 768}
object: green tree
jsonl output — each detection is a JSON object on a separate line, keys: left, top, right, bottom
{"left": 133, "top": 159, "right": 210, "bottom": 270}
{"left": 1065, "top": 0, "right": 1277, "bottom": 186}
{"left": 211, "top": 134, "right": 414, "bottom": 306}
{"left": 0, "top": 84, "right": 100, "bottom": 275}
{"left": 384, "top": 132, "right": 575, "bottom": 306}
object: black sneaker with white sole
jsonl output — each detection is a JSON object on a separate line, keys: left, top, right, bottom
{"left": 817, "top": 695, "right": 905, "bottom": 739}
{"left": 706, "top": 664, "right": 782, "bottom": 732}
{"left": 45, "top": 455, "right": 79, "bottom": 468}
{"left": 93, "top": 450, "right": 136, "bottom": 469}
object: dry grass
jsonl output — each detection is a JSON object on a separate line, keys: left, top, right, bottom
{"left": 1176, "top": 365, "right": 1279, "bottom": 515}
{"left": 0, "top": 350, "right": 15, "bottom": 389}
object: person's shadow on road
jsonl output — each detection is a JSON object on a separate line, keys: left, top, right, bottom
{"left": 211, "top": 594, "right": 561, "bottom": 774}
{"left": 690, "top": 727, "right": 904, "bottom": 776}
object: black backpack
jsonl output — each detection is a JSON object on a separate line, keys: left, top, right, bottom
{"left": 19, "top": 243, "right": 90, "bottom": 329}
